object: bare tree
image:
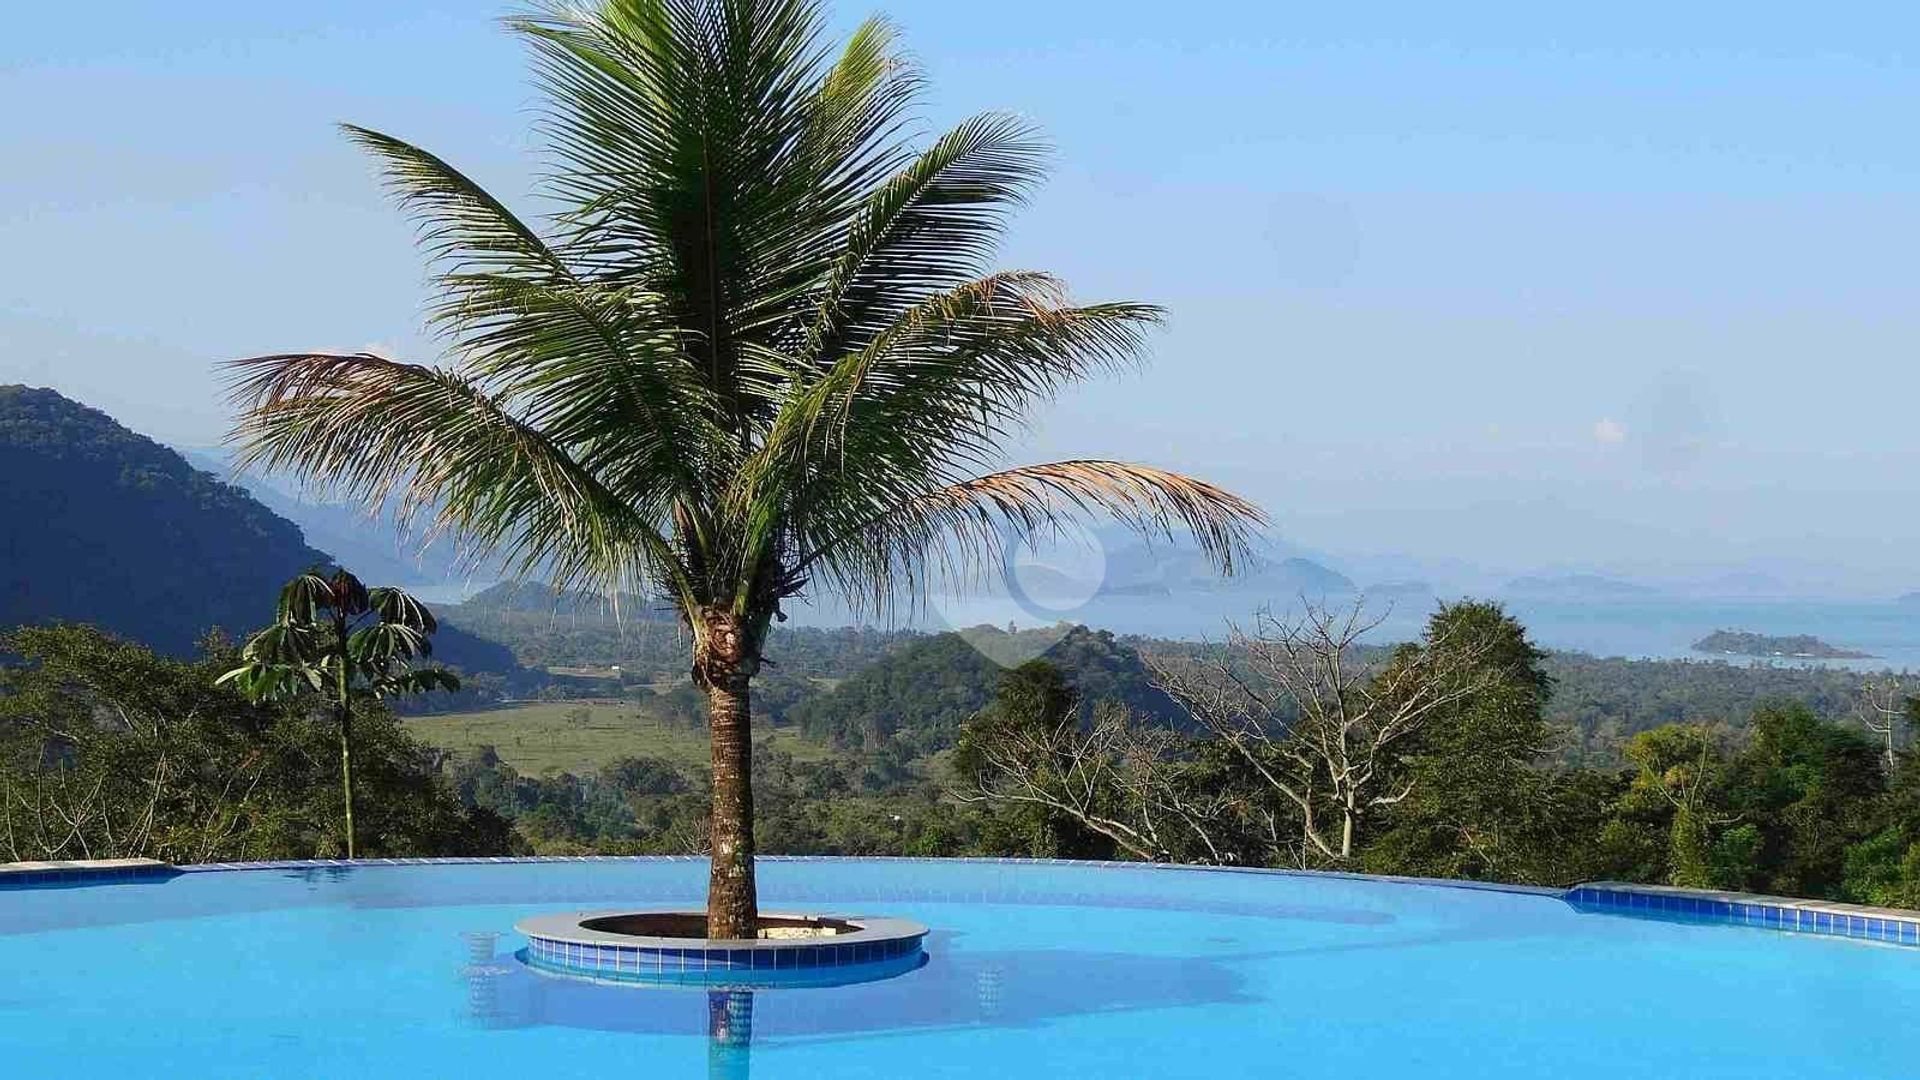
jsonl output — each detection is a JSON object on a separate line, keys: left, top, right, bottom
{"left": 1, "top": 653, "right": 272, "bottom": 865}
{"left": 953, "top": 699, "right": 1242, "bottom": 864}
{"left": 1152, "top": 601, "right": 1502, "bottom": 863}
{"left": 1853, "top": 677, "right": 1913, "bottom": 778}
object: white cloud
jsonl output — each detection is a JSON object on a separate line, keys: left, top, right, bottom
{"left": 1593, "top": 418, "right": 1627, "bottom": 445}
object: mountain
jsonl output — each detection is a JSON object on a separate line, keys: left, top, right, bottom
{"left": 787, "top": 624, "right": 1183, "bottom": 751}
{"left": 1261, "top": 557, "right": 1357, "bottom": 596}
{"left": 1501, "top": 573, "right": 1658, "bottom": 601}
{"left": 1089, "top": 531, "right": 1356, "bottom": 600}
{"left": 1362, "top": 580, "right": 1436, "bottom": 601}
{"left": 0, "top": 385, "right": 333, "bottom": 654}
{"left": 446, "top": 580, "right": 679, "bottom": 637}
{"left": 178, "top": 445, "right": 505, "bottom": 588}
{"left": 458, "top": 580, "right": 631, "bottom": 616}
{"left": 0, "top": 386, "right": 516, "bottom": 671}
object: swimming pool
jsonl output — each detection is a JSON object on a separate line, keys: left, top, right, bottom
{"left": 2, "top": 857, "right": 1914, "bottom": 1079}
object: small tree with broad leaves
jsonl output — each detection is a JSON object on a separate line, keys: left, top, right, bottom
{"left": 217, "top": 568, "right": 458, "bottom": 857}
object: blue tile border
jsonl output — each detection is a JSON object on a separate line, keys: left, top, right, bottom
{"left": 513, "top": 908, "right": 929, "bottom": 989}
{"left": 517, "top": 937, "right": 927, "bottom": 989}
{"left": 1566, "top": 882, "right": 1920, "bottom": 948}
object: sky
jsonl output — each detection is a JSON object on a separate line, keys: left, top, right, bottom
{"left": 5, "top": 1, "right": 1920, "bottom": 593}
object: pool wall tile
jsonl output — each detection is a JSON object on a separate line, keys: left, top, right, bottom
{"left": 1566, "top": 881, "right": 1920, "bottom": 949}
{"left": 0, "top": 858, "right": 179, "bottom": 890}
{"left": 515, "top": 910, "right": 929, "bottom": 989}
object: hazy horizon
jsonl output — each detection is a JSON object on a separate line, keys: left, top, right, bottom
{"left": 7, "top": 2, "right": 1920, "bottom": 590}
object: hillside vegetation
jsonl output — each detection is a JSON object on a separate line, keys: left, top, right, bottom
{"left": 0, "top": 385, "right": 516, "bottom": 671}
{"left": 0, "top": 386, "right": 328, "bottom": 654}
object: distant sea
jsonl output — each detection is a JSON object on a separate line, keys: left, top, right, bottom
{"left": 1476, "top": 599, "right": 1920, "bottom": 672}
{"left": 419, "top": 578, "right": 1920, "bottom": 673}
{"left": 919, "top": 592, "right": 1920, "bottom": 673}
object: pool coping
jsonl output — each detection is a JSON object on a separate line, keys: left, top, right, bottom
{"left": 0, "top": 858, "right": 179, "bottom": 888}
{"left": 5, "top": 855, "right": 1916, "bottom": 948}
{"left": 166, "top": 854, "right": 1571, "bottom": 898}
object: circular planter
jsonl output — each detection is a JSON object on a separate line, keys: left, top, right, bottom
{"left": 515, "top": 909, "right": 928, "bottom": 989}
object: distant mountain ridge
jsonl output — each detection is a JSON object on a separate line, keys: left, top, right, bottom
{"left": 177, "top": 445, "right": 509, "bottom": 588}
{"left": 788, "top": 624, "right": 1183, "bottom": 751}
{"left": 1087, "top": 530, "right": 1357, "bottom": 599}
{"left": 1502, "top": 573, "right": 1657, "bottom": 601}
{"left": 0, "top": 385, "right": 516, "bottom": 671}
{"left": 452, "top": 580, "right": 677, "bottom": 623}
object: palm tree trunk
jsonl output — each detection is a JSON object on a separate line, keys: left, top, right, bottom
{"left": 697, "top": 609, "right": 758, "bottom": 938}
{"left": 334, "top": 613, "right": 356, "bottom": 860}
{"left": 337, "top": 702, "right": 356, "bottom": 860}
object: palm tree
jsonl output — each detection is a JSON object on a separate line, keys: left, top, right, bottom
{"left": 218, "top": 568, "right": 458, "bottom": 857}
{"left": 225, "top": 0, "right": 1263, "bottom": 936}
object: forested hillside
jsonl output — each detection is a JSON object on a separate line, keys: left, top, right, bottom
{"left": 1543, "top": 653, "right": 1867, "bottom": 764}
{"left": 0, "top": 385, "right": 516, "bottom": 671}
{"left": 788, "top": 625, "right": 1181, "bottom": 752}
{"left": 0, "top": 385, "right": 330, "bottom": 654}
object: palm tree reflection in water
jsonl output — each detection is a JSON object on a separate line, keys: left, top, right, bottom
{"left": 707, "top": 990, "right": 754, "bottom": 1080}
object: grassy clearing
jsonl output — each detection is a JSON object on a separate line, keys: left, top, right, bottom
{"left": 405, "top": 700, "right": 832, "bottom": 777}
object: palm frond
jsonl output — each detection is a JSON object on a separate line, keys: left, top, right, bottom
{"left": 761, "top": 272, "right": 1160, "bottom": 485}
{"left": 345, "top": 124, "right": 714, "bottom": 506}
{"left": 428, "top": 272, "right": 717, "bottom": 509}
{"left": 274, "top": 572, "right": 340, "bottom": 625}
{"left": 224, "top": 352, "right": 682, "bottom": 600}
{"left": 348, "top": 622, "right": 432, "bottom": 665}
{"left": 342, "top": 124, "right": 573, "bottom": 282}
{"left": 829, "top": 276, "right": 1162, "bottom": 454}
{"left": 512, "top": 1, "right": 933, "bottom": 426}
{"left": 798, "top": 459, "right": 1266, "bottom": 614}
{"left": 723, "top": 274, "right": 1167, "bottom": 603}
{"left": 801, "top": 112, "right": 1048, "bottom": 365}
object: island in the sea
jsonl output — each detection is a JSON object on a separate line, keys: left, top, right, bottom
{"left": 1691, "top": 630, "right": 1876, "bottom": 660}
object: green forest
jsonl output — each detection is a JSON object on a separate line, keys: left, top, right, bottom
{"left": 6, "top": 603, "right": 1916, "bottom": 910}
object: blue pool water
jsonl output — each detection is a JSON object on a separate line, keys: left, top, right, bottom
{"left": 2, "top": 858, "right": 1915, "bottom": 1079}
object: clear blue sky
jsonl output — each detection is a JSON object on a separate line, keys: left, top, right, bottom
{"left": 5, "top": 2, "right": 1919, "bottom": 590}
